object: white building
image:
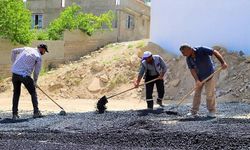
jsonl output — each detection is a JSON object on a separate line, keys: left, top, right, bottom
{"left": 150, "top": 0, "right": 250, "bottom": 55}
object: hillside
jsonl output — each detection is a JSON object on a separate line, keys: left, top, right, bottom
{"left": 0, "top": 40, "right": 249, "bottom": 149}
{"left": 0, "top": 40, "right": 249, "bottom": 104}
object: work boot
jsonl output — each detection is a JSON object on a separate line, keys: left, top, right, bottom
{"left": 147, "top": 101, "right": 154, "bottom": 110}
{"left": 156, "top": 99, "right": 164, "bottom": 107}
{"left": 33, "top": 111, "right": 43, "bottom": 118}
{"left": 12, "top": 114, "right": 20, "bottom": 120}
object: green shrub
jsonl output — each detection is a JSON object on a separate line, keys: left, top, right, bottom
{"left": 33, "top": 29, "right": 49, "bottom": 40}
{"left": 47, "top": 3, "right": 114, "bottom": 40}
{"left": 0, "top": 0, "right": 33, "bottom": 44}
{"left": 128, "top": 44, "right": 133, "bottom": 49}
{"left": 136, "top": 41, "right": 146, "bottom": 48}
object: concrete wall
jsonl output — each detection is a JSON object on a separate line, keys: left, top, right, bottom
{"left": 151, "top": 0, "right": 250, "bottom": 55}
{"left": 0, "top": 29, "right": 117, "bottom": 77}
{"left": 0, "top": 39, "right": 23, "bottom": 77}
{"left": 64, "top": 29, "right": 118, "bottom": 60}
{"left": 0, "top": 39, "right": 65, "bottom": 77}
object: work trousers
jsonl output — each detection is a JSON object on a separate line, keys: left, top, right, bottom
{"left": 191, "top": 76, "right": 216, "bottom": 114}
{"left": 12, "top": 73, "right": 39, "bottom": 115}
{"left": 145, "top": 75, "right": 164, "bottom": 108}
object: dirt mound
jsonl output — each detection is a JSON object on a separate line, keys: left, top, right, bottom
{"left": 164, "top": 46, "right": 250, "bottom": 102}
{"left": 0, "top": 40, "right": 249, "bottom": 103}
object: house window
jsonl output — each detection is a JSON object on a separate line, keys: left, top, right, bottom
{"left": 126, "top": 15, "right": 134, "bottom": 29}
{"left": 32, "top": 14, "right": 43, "bottom": 29}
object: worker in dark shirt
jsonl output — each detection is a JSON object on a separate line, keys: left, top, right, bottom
{"left": 180, "top": 44, "right": 228, "bottom": 118}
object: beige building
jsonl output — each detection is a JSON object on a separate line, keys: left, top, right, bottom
{"left": 27, "top": 0, "right": 150, "bottom": 42}
{"left": 0, "top": 0, "right": 150, "bottom": 77}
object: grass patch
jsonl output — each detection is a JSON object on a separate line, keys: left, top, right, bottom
{"left": 0, "top": 77, "right": 5, "bottom": 82}
{"left": 128, "top": 44, "right": 133, "bottom": 49}
{"left": 136, "top": 41, "right": 146, "bottom": 48}
{"left": 39, "top": 66, "right": 49, "bottom": 76}
{"left": 101, "top": 60, "right": 112, "bottom": 65}
{"left": 105, "top": 44, "right": 115, "bottom": 48}
{"left": 107, "top": 73, "right": 129, "bottom": 91}
{"left": 101, "top": 55, "right": 121, "bottom": 65}
{"left": 112, "top": 55, "right": 121, "bottom": 61}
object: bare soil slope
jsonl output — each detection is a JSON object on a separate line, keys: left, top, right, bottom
{"left": 0, "top": 40, "right": 249, "bottom": 104}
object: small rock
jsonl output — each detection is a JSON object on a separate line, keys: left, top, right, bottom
{"left": 49, "top": 83, "right": 64, "bottom": 91}
{"left": 81, "top": 55, "right": 91, "bottom": 59}
{"left": 239, "top": 88, "right": 245, "bottom": 93}
{"left": 232, "top": 93, "right": 240, "bottom": 97}
{"left": 60, "top": 88, "right": 67, "bottom": 93}
{"left": 99, "top": 74, "right": 109, "bottom": 83}
{"left": 136, "top": 129, "right": 150, "bottom": 134}
{"left": 87, "top": 78, "right": 101, "bottom": 92}
{"left": 91, "top": 61, "right": 104, "bottom": 72}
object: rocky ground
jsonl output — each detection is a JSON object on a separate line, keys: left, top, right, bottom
{"left": 0, "top": 102, "right": 249, "bottom": 149}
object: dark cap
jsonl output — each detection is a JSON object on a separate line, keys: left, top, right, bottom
{"left": 37, "top": 44, "right": 48, "bottom": 53}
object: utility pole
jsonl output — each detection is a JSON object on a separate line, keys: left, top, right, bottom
{"left": 23, "top": 0, "right": 27, "bottom": 8}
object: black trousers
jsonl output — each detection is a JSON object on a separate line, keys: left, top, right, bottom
{"left": 145, "top": 75, "right": 165, "bottom": 101}
{"left": 12, "top": 73, "right": 39, "bottom": 115}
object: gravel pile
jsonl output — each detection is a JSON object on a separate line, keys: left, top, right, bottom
{"left": 0, "top": 102, "right": 249, "bottom": 149}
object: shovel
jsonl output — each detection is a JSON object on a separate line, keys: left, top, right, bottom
{"left": 165, "top": 67, "right": 223, "bottom": 115}
{"left": 96, "top": 77, "right": 160, "bottom": 113}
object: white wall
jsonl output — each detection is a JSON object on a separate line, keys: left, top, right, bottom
{"left": 150, "top": 0, "right": 250, "bottom": 55}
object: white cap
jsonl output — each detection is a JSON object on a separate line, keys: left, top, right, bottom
{"left": 142, "top": 51, "right": 152, "bottom": 60}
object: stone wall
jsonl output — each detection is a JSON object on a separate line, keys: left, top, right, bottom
{"left": 0, "top": 29, "right": 118, "bottom": 77}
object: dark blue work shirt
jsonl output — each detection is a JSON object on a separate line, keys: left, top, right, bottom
{"left": 186, "top": 46, "right": 215, "bottom": 81}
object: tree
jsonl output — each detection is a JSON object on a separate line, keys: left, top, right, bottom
{"left": 47, "top": 3, "right": 115, "bottom": 40}
{"left": 0, "top": 0, "right": 33, "bottom": 45}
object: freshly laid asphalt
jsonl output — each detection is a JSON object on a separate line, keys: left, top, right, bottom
{"left": 0, "top": 102, "right": 249, "bottom": 149}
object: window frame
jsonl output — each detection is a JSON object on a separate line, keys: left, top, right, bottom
{"left": 32, "top": 14, "right": 43, "bottom": 29}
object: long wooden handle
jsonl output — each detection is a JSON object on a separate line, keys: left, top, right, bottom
{"left": 174, "top": 67, "right": 223, "bottom": 108}
{"left": 37, "top": 85, "right": 65, "bottom": 110}
{"left": 107, "top": 77, "right": 160, "bottom": 99}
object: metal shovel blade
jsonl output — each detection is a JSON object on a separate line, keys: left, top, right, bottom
{"left": 97, "top": 96, "right": 108, "bottom": 114}
{"left": 165, "top": 110, "right": 179, "bottom": 115}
